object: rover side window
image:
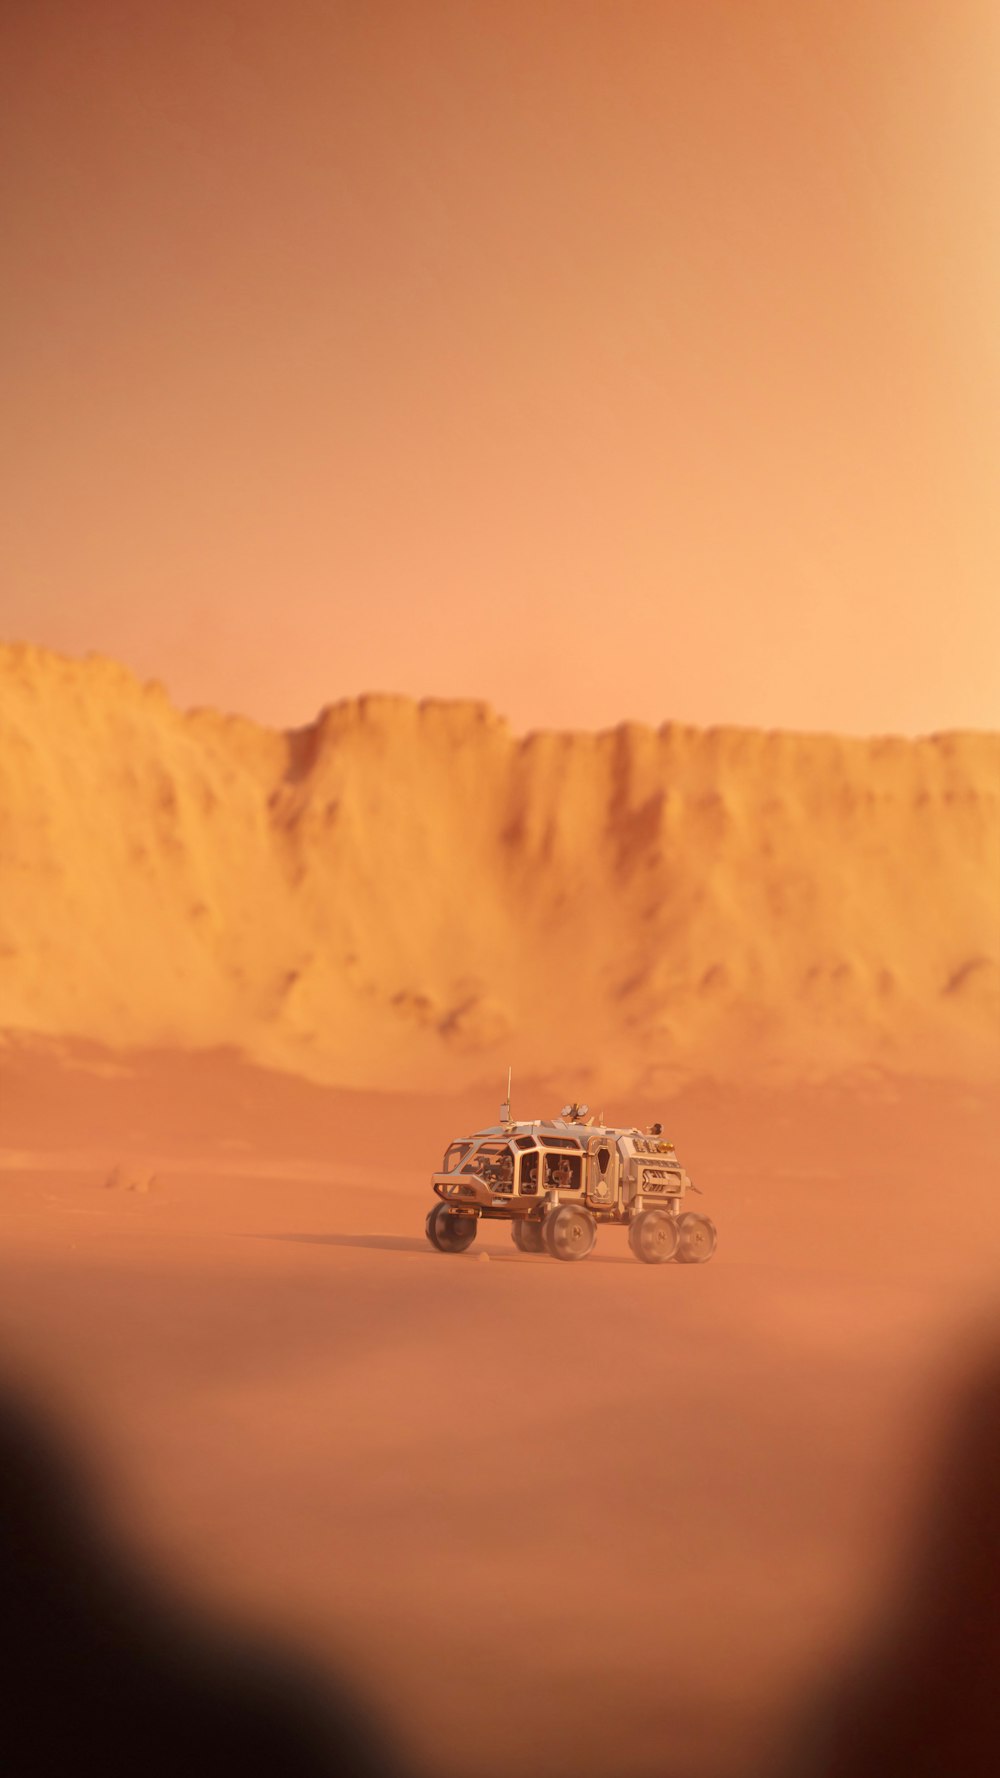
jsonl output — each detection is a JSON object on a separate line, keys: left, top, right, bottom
{"left": 493, "top": 1146, "right": 514, "bottom": 1192}
{"left": 518, "top": 1149, "right": 540, "bottom": 1195}
{"left": 596, "top": 1144, "right": 611, "bottom": 1174}
{"left": 443, "top": 1142, "right": 472, "bottom": 1172}
{"left": 544, "top": 1152, "right": 582, "bottom": 1192}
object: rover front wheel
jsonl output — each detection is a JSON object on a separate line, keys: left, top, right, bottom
{"left": 543, "top": 1205, "right": 596, "bottom": 1262}
{"left": 512, "top": 1219, "right": 545, "bottom": 1254}
{"left": 675, "top": 1212, "right": 717, "bottom": 1264}
{"left": 425, "top": 1204, "right": 477, "bottom": 1254}
{"left": 628, "top": 1210, "right": 679, "bottom": 1264}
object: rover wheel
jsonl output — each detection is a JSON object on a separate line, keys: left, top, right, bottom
{"left": 542, "top": 1205, "right": 596, "bottom": 1262}
{"left": 425, "top": 1204, "right": 477, "bottom": 1254}
{"left": 675, "top": 1212, "right": 717, "bottom": 1264}
{"left": 628, "top": 1209, "right": 679, "bottom": 1265}
{"left": 512, "top": 1219, "right": 545, "bottom": 1254}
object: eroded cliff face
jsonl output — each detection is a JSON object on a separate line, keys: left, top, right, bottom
{"left": 1, "top": 644, "right": 997, "bottom": 1088}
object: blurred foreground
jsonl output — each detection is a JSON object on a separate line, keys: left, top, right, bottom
{"left": 0, "top": 1373, "right": 395, "bottom": 1777}
{"left": 2, "top": 1342, "right": 999, "bottom": 1778}
{"left": 1, "top": 1039, "right": 997, "bottom": 1776}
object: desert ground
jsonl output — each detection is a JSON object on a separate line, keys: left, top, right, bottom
{"left": 1, "top": 648, "right": 998, "bottom": 1773}
{"left": 1, "top": 1038, "right": 997, "bottom": 1778}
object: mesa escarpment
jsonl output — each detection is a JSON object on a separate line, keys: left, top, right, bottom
{"left": 1, "top": 643, "right": 997, "bottom": 1089}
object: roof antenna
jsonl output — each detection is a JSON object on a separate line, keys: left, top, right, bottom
{"left": 500, "top": 1064, "right": 512, "bottom": 1126}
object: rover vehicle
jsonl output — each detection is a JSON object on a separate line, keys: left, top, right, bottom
{"left": 424, "top": 1089, "right": 716, "bottom": 1265}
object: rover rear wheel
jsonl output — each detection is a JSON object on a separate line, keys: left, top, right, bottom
{"left": 425, "top": 1204, "right": 477, "bottom": 1254}
{"left": 675, "top": 1212, "right": 717, "bottom": 1264}
{"left": 628, "top": 1209, "right": 679, "bottom": 1265}
{"left": 512, "top": 1219, "right": 545, "bottom": 1254}
{"left": 543, "top": 1205, "right": 596, "bottom": 1262}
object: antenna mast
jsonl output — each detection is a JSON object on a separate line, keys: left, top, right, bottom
{"left": 500, "top": 1064, "right": 512, "bottom": 1125}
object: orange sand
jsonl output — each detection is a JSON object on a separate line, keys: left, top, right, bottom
{"left": 1, "top": 1042, "right": 998, "bottom": 1777}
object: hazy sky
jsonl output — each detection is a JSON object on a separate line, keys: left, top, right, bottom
{"left": 2, "top": 0, "right": 998, "bottom": 736}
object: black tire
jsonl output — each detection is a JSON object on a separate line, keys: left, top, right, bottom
{"left": 628, "top": 1209, "right": 680, "bottom": 1265}
{"left": 425, "top": 1203, "right": 477, "bottom": 1254}
{"left": 675, "top": 1212, "right": 717, "bottom": 1264}
{"left": 542, "top": 1205, "right": 597, "bottom": 1262}
{"left": 512, "top": 1219, "right": 545, "bottom": 1254}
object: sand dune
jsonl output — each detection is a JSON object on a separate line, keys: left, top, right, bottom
{"left": 1, "top": 643, "right": 997, "bottom": 1088}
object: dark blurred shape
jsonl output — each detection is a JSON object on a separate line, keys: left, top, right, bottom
{"left": 0, "top": 1375, "right": 401, "bottom": 1777}
{"left": 783, "top": 1342, "right": 1000, "bottom": 1778}
{"left": 4, "top": 1347, "right": 1000, "bottom": 1778}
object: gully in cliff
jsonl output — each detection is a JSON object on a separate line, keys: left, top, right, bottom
{"left": 425, "top": 1075, "right": 716, "bottom": 1264}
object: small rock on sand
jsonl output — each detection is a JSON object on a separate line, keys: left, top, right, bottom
{"left": 105, "top": 1163, "right": 158, "bottom": 1194}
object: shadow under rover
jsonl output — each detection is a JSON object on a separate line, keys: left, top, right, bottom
{"left": 258, "top": 1231, "right": 639, "bottom": 1263}
{"left": 261, "top": 1232, "right": 431, "bottom": 1254}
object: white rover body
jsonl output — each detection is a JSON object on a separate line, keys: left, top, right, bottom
{"left": 425, "top": 1099, "right": 716, "bottom": 1265}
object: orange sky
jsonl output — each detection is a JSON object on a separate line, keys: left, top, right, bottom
{"left": 2, "top": 0, "right": 998, "bottom": 736}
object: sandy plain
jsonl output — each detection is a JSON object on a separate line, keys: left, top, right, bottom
{"left": 2, "top": 1038, "right": 997, "bottom": 1778}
